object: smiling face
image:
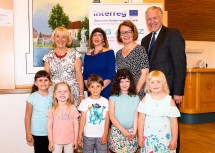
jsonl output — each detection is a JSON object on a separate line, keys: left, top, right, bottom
{"left": 54, "top": 32, "right": 68, "bottom": 48}
{"left": 120, "top": 25, "right": 134, "bottom": 44}
{"left": 34, "top": 77, "right": 51, "bottom": 92}
{"left": 51, "top": 27, "right": 72, "bottom": 48}
{"left": 148, "top": 77, "right": 165, "bottom": 94}
{"left": 145, "top": 8, "right": 163, "bottom": 32}
{"left": 88, "top": 82, "right": 103, "bottom": 98}
{"left": 54, "top": 84, "right": 70, "bottom": 103}
{"left": 92, "top": 32, "right": 104, "bottom": 47}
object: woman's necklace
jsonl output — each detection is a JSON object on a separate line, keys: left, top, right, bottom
{"left": 54, "top": 49, "right": 67, "bottom": 58}
{"left": 91, "top": 47, "right": 103, "bottom": 56}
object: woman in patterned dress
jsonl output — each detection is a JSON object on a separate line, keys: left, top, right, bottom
{"left": 43, "top": 26, "right": 84, "bottom": 108}
{"left": 116, "top": 20, "right": 149, "bottom": 99}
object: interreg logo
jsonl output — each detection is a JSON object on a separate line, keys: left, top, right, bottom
{"left": 94, "top": 10, "right": 126, "bottom": 17}
{"left": 129, "top": 10, "right": 138, "bottom": 16}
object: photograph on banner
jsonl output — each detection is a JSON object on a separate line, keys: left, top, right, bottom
{"left": 89, "top": 3, "right": 162, "bottom": 52}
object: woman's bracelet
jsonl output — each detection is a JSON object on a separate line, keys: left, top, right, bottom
{"left": 79, "top": 95, "right": 84, "bottom": 97}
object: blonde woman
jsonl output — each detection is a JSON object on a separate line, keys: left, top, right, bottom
{"left": 43, "top": 26, "right": 84, "bottom": 108}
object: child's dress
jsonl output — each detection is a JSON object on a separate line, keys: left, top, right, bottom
{"left": 137, "top": 94, "right": 180, "bottom": 153}
{"left": 47, "top": 105, "right": 79, "bottom": 145}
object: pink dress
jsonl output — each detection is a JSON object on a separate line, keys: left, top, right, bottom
{"left": 47, "top": 105, "right": 79, "bottom": 144}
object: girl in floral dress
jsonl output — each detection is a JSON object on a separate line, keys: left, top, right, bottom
{"left": 109, "top": 68, "right": 139, "bottom": 153}
{"left": 137, "top": 70, "right": 180, "bottom": 153}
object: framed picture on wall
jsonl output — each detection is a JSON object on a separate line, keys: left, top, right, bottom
{"left": 26, "top": 0, "right": 91, "bottom": 73}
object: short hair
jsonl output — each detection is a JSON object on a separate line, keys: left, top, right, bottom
{"left": 110, "top": 68, "right": 136, "bottom": 96}
{"left": 144, "top": 70, "right": 169, "bottom": 94}
{"left": 116, "top": 20, "right": 138, "bottom": 43}
{"left": 86, "top": 74, "right": 104, "bottom": 88}
{"left": 145, "top": 6, "right": 163, "bottom": 17}
{"left": 89, "top": 27, "right": 109, "bottom": 49}
{"left": 51, "top": 26, "right": 72, "bottom": 48}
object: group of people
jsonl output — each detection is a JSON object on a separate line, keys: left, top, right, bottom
{"left": 24, "top": 6, "right": 186, "bottom": 153}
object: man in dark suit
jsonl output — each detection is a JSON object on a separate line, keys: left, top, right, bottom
{"left": 141, "top": 6, "right": 187, "bottom": 153}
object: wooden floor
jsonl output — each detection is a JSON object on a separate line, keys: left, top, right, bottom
{"left": 77, "top": 122, "right": 215, "bottom": 153}
{"left": 180, "top": 122, "right": 215, "bottom": 153}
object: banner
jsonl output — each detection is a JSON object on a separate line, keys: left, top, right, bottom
{"left": 89, "top": 3, "right": 162, "bottom": 52}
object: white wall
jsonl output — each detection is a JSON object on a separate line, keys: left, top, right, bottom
{"left": 3, "top": 0, "right": 215, "bottom": 152}
{"left": 13, "top": 0, "right": 215, "bottom": 86}
{"left": 186, "top": 41, "right": 215, "bottom": 68}
{"left": 0, "top": 94, "right": 34, "bottom": 153}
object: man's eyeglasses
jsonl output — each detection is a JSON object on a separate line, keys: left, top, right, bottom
{"left": 120, "top": 30, "right": 133, "bottom": 36}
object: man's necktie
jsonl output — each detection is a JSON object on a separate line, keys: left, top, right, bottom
{"left": 148, "top": 32, "right": 156, "bottom": 59}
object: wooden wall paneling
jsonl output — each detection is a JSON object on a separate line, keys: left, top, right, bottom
{"left": 165, "top": 0, "right": 215, "bottom": 41}
{"left": 180, "top": 69, "right": 215, "bottom": 114}
{"left": 0, "top": 0, "right": 15, "bottom": 89}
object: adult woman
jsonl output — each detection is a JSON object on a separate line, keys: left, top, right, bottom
{"left": 43, "top": 26, "right": 84, "bottom": 108}
{"left": 83, "top": 27, "right": 115, "bottom": 99}
{"left": 116, "top": 20, "right": 149, "bottom": 99}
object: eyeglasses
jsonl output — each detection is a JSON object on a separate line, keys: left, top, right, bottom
{"left": 120, "top": 30, "right": 133, "bottom": 36}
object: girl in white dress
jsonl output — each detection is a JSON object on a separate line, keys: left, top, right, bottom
{"left": 137, "top": 70, "right": 180, "bottom": 153}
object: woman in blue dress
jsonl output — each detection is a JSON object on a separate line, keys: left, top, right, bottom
{"left": 83, "top": 28, "right": 116, "bottom": 99}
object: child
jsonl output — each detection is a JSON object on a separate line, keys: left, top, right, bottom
{"left": 78, "top": 74, "right": 109, "bottom": 153}
{"left": 108, "top": 68, "right": 139, "bottom": 153}
{"left": 137, "top": 70, "right": 180, "bottom": 153}
{"left": 47, "top": 82, "right": 79, "bottom": 153}
{"left": 24, "top": 70, "right": 52, "bottom": 153}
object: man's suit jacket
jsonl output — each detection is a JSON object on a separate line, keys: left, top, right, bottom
{"left": 141, "top": 26, "right": 187, "bottom": 96}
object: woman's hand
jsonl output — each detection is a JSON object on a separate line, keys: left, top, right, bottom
{"left": 79, "top": 95, "right": 84, "bottom": 104}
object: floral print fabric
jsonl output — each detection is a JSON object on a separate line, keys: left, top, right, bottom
{"left": 138, "top": 94, "right": 180, "bottom": 153}
{"left": 109, "top": 126, "right": 138, "bottom": 153}
{"left": 43, "top": 49, "right": 81, "bottom": 107}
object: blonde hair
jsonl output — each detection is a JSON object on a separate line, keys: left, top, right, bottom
{"left": 52, "top": 82, "right": 74, "bottom": 112}
{"left": 144, "top": 70, "right": 169, "bottom": 94}
{"left": 51, "top": 26, "right": 72, "bottom": 47}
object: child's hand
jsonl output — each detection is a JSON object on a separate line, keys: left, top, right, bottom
{"left": 73, "top": 142, "right": 78, "bottom": 150}
{"left": 101, "top": 134, "right": 108, "bottom": 144}
{"left": 121, "top": 129, "right": 130, "bottom": 137}
{"left": 168, "top": 139, "right": 177, "bottom": 150}
{"left": 129, "top": 132, "right": 136, "bottom": 139}
{"left": 78, "top": 135, "right": 83, "bottom": 147}
{"left": 138, "top": 136, "right": 145, "bottom": 148}
{"left": 26, "top": 134, "right": 34, "bottom": 143}
{"left": 48, "top": 142, "right": 55, "bottom": 151}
